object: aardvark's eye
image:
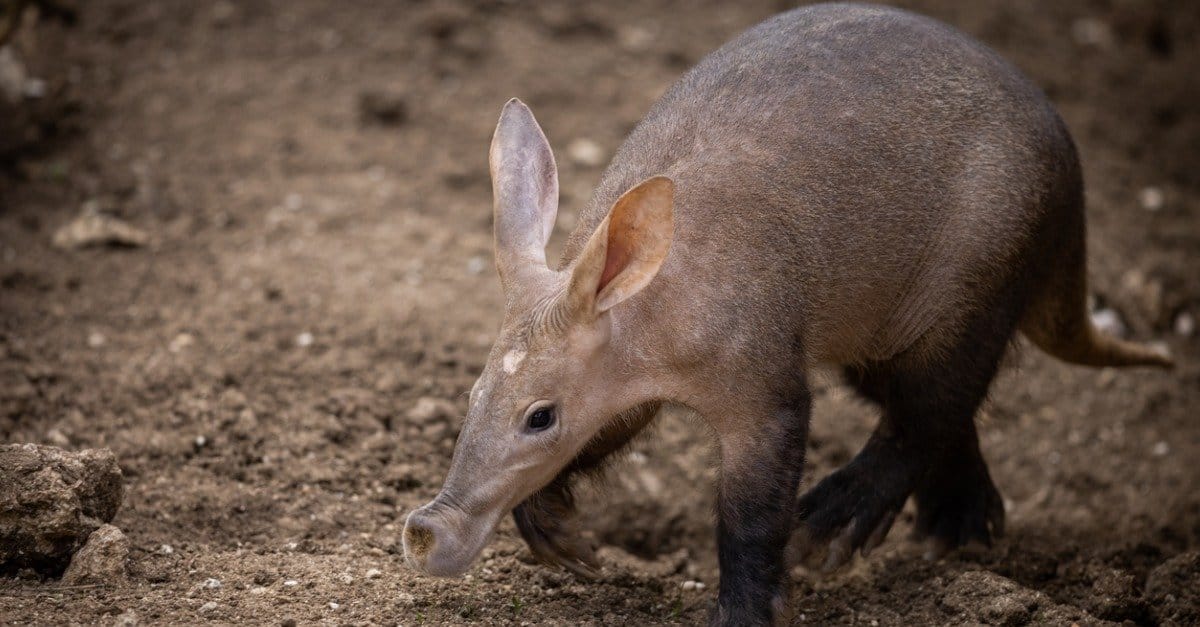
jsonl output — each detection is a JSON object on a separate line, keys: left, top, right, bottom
{"left": 526, "top": 406, "right": 555, "bottom": 432}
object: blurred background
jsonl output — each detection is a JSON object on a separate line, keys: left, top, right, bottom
{"left": 1, "top": 1, "right": 1197, "bottom": 624}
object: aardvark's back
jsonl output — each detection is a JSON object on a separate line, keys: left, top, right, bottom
{"left": 563, "top": 2, "right": 1168, "bottom": 369}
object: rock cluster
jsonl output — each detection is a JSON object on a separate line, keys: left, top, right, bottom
{"left": 0, "top": 444, "right": 124, "bottom": 575}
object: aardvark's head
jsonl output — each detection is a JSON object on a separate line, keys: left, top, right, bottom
{"left": 402, "top": 99, "right": 674, "bottom": 577}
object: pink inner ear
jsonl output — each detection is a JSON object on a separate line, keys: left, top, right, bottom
{"left": 598, "top": 233, "right": 632, "bottom": 293}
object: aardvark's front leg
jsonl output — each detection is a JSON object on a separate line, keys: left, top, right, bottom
{"left": 710, "top": 389, "right": 811, "bottom": 626}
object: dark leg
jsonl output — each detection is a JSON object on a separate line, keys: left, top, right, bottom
{"left": 512, "top": 402, "right": 659, "bottom": 578}
{"left": 794, "top": 291, "right": 1022, "bottom": 568}
{"left": 791, "top": 375, "right": 920, "bottom": 569}
{"left": 712, "top": 389, "right": 811, "bottom": 626}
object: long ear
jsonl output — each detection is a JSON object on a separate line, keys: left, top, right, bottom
{"left": 489, "top": 98, "right": 558, "bottom": 286}
{"left": 568, "top": 176, "right": 674, "bottom": 315}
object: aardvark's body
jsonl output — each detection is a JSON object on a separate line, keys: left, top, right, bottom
{"left": 402, "top": 4, "right": 1171, "bottom": 625}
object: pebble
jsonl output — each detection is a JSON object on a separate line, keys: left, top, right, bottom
{"left": 88, "top": 332, "right": 107, "bottom": 348}
{"left": 338, "top": 573, "right": 354, "bottom": 584}
{"left": 295, "top": 332, "right": 314, "bottom": 348}
{"left": 198, "top": 601, "right": 218, "bottom": 614}
{"left": 283, "top": 579, "right": 299, "bottom": 587}
{"left": 617, "top": 25, "right": 655, "bottom": 52}
{"left": 422, "top": 421, "right": 449, "bottom": 441}
{"left": 1153, "top": 441, "right": 1170, "bottom": 457}
{"left": 567, "top": 138, "right": 605, "bottom": 167}
{"left": 210, "top": 0, "right": 237, "bottom": 27}
{"left": 0, "top": 47, "right": 27, "bottom": 102}
{"left": 365, "top": 568, "right": 382, "bottom": 579}
{"left": 466, "top": 255, "right": 487, "bottom": 275}
{"left": 203, "top": 577, "right": 222, "bottom": 589}
{"left": 329, "top": 602, "right": 340, "bottom": 610}
{"left": 45, "top": 428, "right": 70, "bottom": 447}
{"left": 681, "top": 580, "right": 705, "bottom": 591}
{"left": 169, "top": 333, "right": 194, "bottom": 353}
{"left": 194, "top": 435, "right": 208, "bottom": 449}
{"left": 1138, "top": 186, "right": 1165, "bottom": 212}
{"left": 1175, "top": 311, "right": 1195, "bottom": 337}
{"left": 159, "top": 544, "right": 174, "bottom": 555}
{"left": 1090, "top": 308, "right": 1127, "bottom": 338}
{"left": 1070, "top": 17, "right": 1113, "bottom": 48}
{"left": 53, "top": 206, "right": 150, "bottom": 250}
{"left": 407, "top": 396, "right": 456, "bottom": 425}
{"left": 23, "top": 78, "right": 45, "bottom": 98}
{"left": 249, "top": 586, "right": 268, "bottom": 595}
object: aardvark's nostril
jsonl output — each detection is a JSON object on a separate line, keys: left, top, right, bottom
{"left": 405, "top": 523, "right": 435, "bottom": 555}
{"left": 404, "top": 519, "right": 436, "bottom": 559}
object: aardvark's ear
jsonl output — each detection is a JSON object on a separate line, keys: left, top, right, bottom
{"left": 568, "top": 176, "right": 675, "bottom": 315}
{"left": 489, "top": 98, "right": 559, "bottom": 288}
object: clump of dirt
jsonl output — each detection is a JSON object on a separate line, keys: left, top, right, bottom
{"left": 0, "top": 444, "right": 124, "bottom": 575}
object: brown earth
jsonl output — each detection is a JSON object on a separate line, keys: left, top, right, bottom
{"left": 1, "top": 0, "right": 1198, "bottom": 624}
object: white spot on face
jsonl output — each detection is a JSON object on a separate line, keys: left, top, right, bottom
{"left": 502, "top": 350, "right": 526, "bottom": 374}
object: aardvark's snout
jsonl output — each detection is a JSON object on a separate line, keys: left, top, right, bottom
{"left": 402, "top": 498, "right": 499, "bottom": 577}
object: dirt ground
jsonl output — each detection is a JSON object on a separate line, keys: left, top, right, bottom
{"left": 1, "top": 0, "right": 1198, "bottom": 624}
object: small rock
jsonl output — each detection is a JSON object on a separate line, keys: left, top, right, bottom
{"left": 194, "top": 435, "right": 207, "bottom": 449}
{"left": 88, "top": 332, "right": 107, "bottom": 348}
{"left": 567, "top": 138, "right": 605, "bottom": 167}
{"left": 617, "top": 25, "right": 655, "bottom": 52}
{"left": 249, "top": 586, "right": 268, "bottom": 595}
{"left": 1153, "top": 441, "right": 1170, "bottom": 457}
{"left": 1139, "top": 186, "right": 1165, "bottom": 212}
{"left": 45, "top": 428, "right": 71, "bottom": 448}
{"left": 466, "top": 255, "right": 487, "bottom": 275}
{"left": 113, "top": 609, "right": 139, "bottom": 626}
{"left": 338, "top": 573, "right": 353, "bottom": 584}
{"left": 1174, "top": 311, "right": 1195, "bottom": 337}
{"left": 358, "top": 90, "right": 408, "bottom": 127}
{"left": 1070, "top": 17, "right": 1113, "bottom": 48}
{"left": 406, "top": 396, "right": 457, "bottom": 426}
{"left": 283, "top": 579, "right": 299, "bottom": 587}
{"left": 52, "top": 206, "right": 149, "bottom": 250}
{"left": 329, "top": 602, "right": 340, "bottom": 610}
{"left": 210, "top": 0, "right": 237, "bottom": 27}
{"left": 0, "top": 47, "right": 27, "bottom": 102}
{"left": 422, "top": 421, "right": 449, "bottom": 441}
{"left": 295, "top": 332, "right": 314, "bottom": 348}
{"left": 22, "top": 78, "right": 45, "bottom": 99}
{"left": 1090, "top": 307, "right": 1128, "bottom": 338}
{"left": 203, "top": 577, "right": 222, "bottom": 589}
{"left": 61, "top": 525, "right": 130, "bottom": 585}
{"left": 198, "top": 601, "right": 218, "bottom": 614}
{"left": 365, "top": 568, "right": 382, "bottom": 579}
{"left": 158, "top": 544, "right": 174, "bottom": 555}
{"left": 169, "top": 333, "right": 195, "bottom": 353}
